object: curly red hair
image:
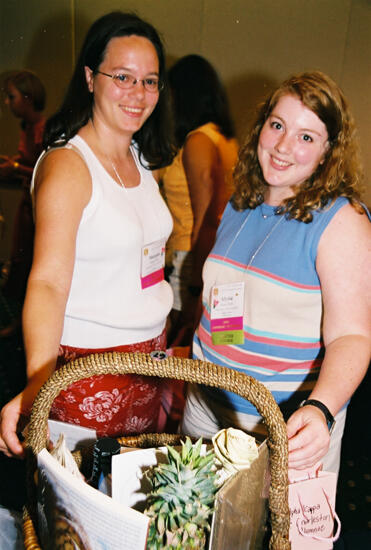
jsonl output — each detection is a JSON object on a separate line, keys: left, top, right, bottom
{"left": 233, "top": 71, "right": 364, "bottom": 222}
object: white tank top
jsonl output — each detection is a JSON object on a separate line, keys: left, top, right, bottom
{"left": 31, "top": 135, "right": 173, "bottom": 347}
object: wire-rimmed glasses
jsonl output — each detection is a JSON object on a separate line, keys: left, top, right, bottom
{"left": 96, "top": 71, "right": 164, "bottom": 92}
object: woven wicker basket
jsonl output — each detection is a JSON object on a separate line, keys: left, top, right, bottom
{"left": 23, "top": 351, "right": 291, "bottom": 550}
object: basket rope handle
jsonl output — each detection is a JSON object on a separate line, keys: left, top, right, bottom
{"left": 25, "top": 351, "right": 291, "bottom": 550}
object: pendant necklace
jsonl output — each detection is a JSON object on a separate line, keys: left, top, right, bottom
{"left": 90, "top": 118, "right": 128, "bottom": 190}
{"left": 110, "top": 161, "right": 126, "bottom": 189}
{"left": 210, "top": 208, "right": 284, "bottom": 346}
{"left": 90, "top": 119, "right": 164, "bottom": 237}
{"left": 261, "top": 204, "right": 283, "bottom": 219}
{"left": 247, "top": 215, "right": 283, "bottom": 267}
{"left": 222, "top": 208, "right": 284, "bottom": 269}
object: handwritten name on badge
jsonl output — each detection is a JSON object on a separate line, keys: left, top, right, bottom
{"left": 210, "top": 282, "right": 245, "bottom": 345}
{"left": 141, "top": 239, "right": 166, "bottom": 289}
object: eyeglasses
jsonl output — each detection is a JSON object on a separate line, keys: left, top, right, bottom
{"left": 96, "top": 70, "right": 163, "bottom": 93}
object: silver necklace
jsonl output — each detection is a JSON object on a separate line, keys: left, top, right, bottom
{"left": 89, "top": 119, "right": 165, "bottom": 237}
{"left": 223, "top": 210, "right": 284, "bottom": 268}
{"left": 111, "top": 161, "right": 126, "bottom": 189}
{"left": 247, "top": 215, "right": 283, "bottom": 266}
{"left": 90, "top": 118, "right": 128, "bottom": 190}
{"left": 261, "top": 205, "right": 283, "bottom": 219}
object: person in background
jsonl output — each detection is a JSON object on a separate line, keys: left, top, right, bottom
{"left": 181, "top": 71, "right": 370, "bottom": 475}
{"left": 0, "top": 70, "right": 46, "bottom": 328}
{"left": 0, "top": 11, "right": 175, "bottom": 458}
{"left": 162, "top": 55, "right": 238, "bottom": 347}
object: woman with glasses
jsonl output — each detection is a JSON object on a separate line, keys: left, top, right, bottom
{"left": 181, "top": 71, "right": 370, "bottom": 475}
{"left": 163, "top": 55, "right": 238, "bottom": 347}
{"left": 0, "top": 11, "right": 175, "bottom": 458}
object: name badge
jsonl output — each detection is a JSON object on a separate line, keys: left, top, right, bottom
{"left": 210, "top": 282, "right": 245, "bottom": 345}
{"left": 141, "top": 239, "right": 166, "bottom": 289}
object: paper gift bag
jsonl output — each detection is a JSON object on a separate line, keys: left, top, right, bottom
{"left": 288, "top": 466, "right": 341, "bottom": 549}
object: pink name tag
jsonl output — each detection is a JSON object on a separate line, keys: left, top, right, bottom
{"left": 210, "top": 316, "right": 243, "bottom": 332}
{"left": 210, "top": 282, "right": 245, "bottom": 345}
{"left": 141, "top": 239, "right": 165, "bottom": 289}
{"left": 141, "top": 268, "right": 164, "bottom": 289}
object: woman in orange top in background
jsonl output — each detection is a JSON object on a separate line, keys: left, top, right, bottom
{"left": 162, "top": 55, "right": 238, "bottom": 346}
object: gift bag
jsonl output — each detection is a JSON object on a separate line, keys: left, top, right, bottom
{"left": 288, "top": 465, "right": 340, "bottom": 549}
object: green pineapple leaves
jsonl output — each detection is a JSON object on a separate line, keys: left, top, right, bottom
{"left": 144, "top": 437, "right": 218, "bottom": 550}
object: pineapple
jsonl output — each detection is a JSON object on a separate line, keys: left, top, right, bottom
{"left": 144, "top": 437, "right": 218, "bottom": 549}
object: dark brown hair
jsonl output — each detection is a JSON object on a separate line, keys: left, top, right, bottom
{"left": 4, "top": 70, "right": 46, "bottom": 112}
{"left": 43, "top": 11, "right": 175, "bottom": 169}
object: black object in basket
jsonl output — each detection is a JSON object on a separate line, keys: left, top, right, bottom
{"left": 23, "top": 351, "right": 291, "bottom": 550}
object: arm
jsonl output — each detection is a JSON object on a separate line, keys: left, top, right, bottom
{"left": 0, "top": 148, "right": 91, "bottom": 457}
{"left": 12, "top": 157, "right": 36, "bottom": 178}
{"left": 182, "top": 131, "right": 219, "bottom": 288}
{"left": 287, "top": 204, "right": 371, "bottom": 469}
{"left": 0, "top": 155, "right": 36, "bottom": 179}
{"left": 169, "top": 133, "right": 219, "bottom": 346}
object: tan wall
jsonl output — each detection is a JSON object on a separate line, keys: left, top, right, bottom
{"left": 1, "top": 0, "right": 370, "bottom": 205}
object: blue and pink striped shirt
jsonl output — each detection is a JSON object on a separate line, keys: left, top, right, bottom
{"left": 193, "top": 197, "right": 349, "bottom": 421}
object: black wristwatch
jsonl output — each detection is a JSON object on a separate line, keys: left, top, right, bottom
{"left": 299, "top": 399, "right": 336, "bottom": 434}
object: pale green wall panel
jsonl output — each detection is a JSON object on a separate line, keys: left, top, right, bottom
{"left": 200, "top": 0, "right": 352, "bottom": 141}
{"left": 0, "top": 0, "right": 73, "bottom": 153}
{"left": 341, "top": 0, "right": 371, "bottom": 200}
{"left": 74, "top": 0, "right": 204, "bottom": 63}
{"left": 0, "top": 0, "right": 370, "bottom": 201}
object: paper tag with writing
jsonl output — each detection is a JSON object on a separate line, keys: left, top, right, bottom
{"left": 210, "top": 282, "right": 244, "bottom": 345}
{"left": 141, "top": 239, "right": 166, "bottom": 289}
{"left": 288, "top": 468, "right": 339, "bottom": 549}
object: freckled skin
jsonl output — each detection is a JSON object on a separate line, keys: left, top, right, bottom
{"left": 257, "top": 94, "right": 329, "bottom": 205}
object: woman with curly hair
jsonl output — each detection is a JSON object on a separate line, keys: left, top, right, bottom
{"left": 181, "top": 71, "right": 370, "bottom": 474}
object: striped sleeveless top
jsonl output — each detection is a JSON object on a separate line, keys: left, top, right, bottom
{"left": 193, "top": 197, "right": 349, "bottom": 419}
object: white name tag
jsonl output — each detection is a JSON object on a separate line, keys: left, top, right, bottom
{"left": 210, "top": 282, "right": 245, "bottom": 345}
{"left": 141, "top": 239, "right": 166, "bottom": 289}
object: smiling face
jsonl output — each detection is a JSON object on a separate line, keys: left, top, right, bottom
{"left": 85, "top": 35, "right": 160, "bottom": 138}
{"left": 257, "top": 94, "right": 329, "bottom": 205}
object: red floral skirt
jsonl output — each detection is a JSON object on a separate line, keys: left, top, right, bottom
{"left": 50, "top": 331, "right": 167, "bottom": 437}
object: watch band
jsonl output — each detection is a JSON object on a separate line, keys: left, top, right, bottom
{"left": 299, "top": 399, "right": 336, "bottom": 434}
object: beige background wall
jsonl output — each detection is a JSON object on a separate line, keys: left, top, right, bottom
{"left": 1, "top": 0, "right": 370, "bottom": 202}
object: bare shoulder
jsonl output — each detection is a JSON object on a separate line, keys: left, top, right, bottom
{"left": 185, "top": 131, "right": 216, "bottom": 151}
{"left": 317, "top": 202, "right": 370, "bottom": 304}
{"left": 34, "top": 146, "right": 91, "bottom": 209}
{"left": 317, "top": 202, "right": 370, "bottom": 276}
{"left": 316, "top": 203, "right": 370, "bottom": 344}
{"left": 183, "top": 132, "right": 218, "bottom": 168}
{"left": 31, "top": 147, "right": 92, "bottom": 286}
{"left": 319, "top": 202, "right": 370, "bottom": 251}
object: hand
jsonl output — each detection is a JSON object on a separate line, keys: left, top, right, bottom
{"left": 0, "top": 393, "right": 28, "bottom": 458}
{"left": 0, "top": 158, "right": 15, "bottom": 179}
{"left": 286, "top": 405, "right": 330, "bottom": 470}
